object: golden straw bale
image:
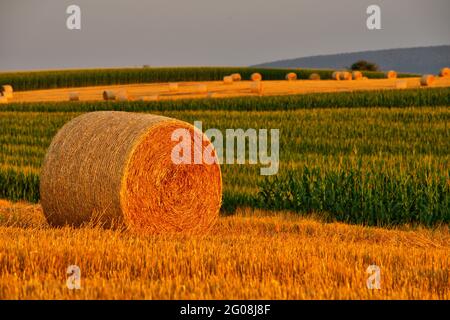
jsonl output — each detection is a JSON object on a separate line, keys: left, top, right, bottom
{"left": 231, "top": 73, "right": 242, "bottom": 81}
{"left": 223, "top": 76, "right": 233, "bottom": 85}
{"left": 340, "top": 71, "right": 352, "bottom": 80}
{"left": 439, "top": 67, "right": 450, "bottom": 77}
{"left": 1, "top": 85, "right": 13, "bottom": 99}
{"left": 69, "top": 92, "right": 79, "bottom": 101}
{"left": 332, "top": 71, "right": 341, "bottom": 80}
{"left": 285, "top": 72, "right": 297, "bottom": 81}
{"left": 251, "top": 73, "right": 262, "bottom": 81}
{"left": 385, "top": 70, "right": 397, "bottom": 79}
{"left": 103, "top": 90, "right": 116, "bottom": 101}
{"left": 40, "top": 111, "right": 222, "bottom": 234}
{"left": 0, "top": 95, "right": 8, "bottom": 104}
{"left": 352, "top": 71, "right": 363, "bottom": 80}
{"left": 309, "top": 73, "right": 321, "bottom": 80}
{"left": 420, "top": 74, "right": 435, "bottom": 86}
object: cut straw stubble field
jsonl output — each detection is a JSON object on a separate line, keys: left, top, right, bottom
{"left": 0, "top": 204, "right": 448, "bottom": 299}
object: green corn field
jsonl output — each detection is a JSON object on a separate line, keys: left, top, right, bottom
{"left": 0, "top": 67, "right": 418, "bottom": 91}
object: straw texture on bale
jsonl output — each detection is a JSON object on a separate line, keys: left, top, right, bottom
{"left": 309, "top": 73, "right": 321, "bottom": 81}
{"left": 138, "top": 95, "right": 159, "bottom": 101}
{"left": 223, "top": 76, "right": 233, "bottom": 84}
{"left": 231, "top": 73, "right": 242, "bottom": 81}
{"left": 103, "top": 90, "right": 116, "bottom": 101}
{"left": 1, "top": 85, "right": 13, "bottom": 99}
{"left": 285, "top": 72, "right": 297, "bottom": 81}
{"left": 250, "top": 81, "right": 263, "bottom": 94}
{"left": 352, "top": 71, "right": 363, "bottom": 80}
{"left": 168, "top": 83, "right": 179, "bottom": 92}
{"left": 439, "top": 67, "right": 450, "bottom": 77}
{"left": 332, "top": 72, "right": 341, "bottom": 80}
{"left": 385, "top": 70, "right": 397, "bottom": 79}
{"left": 69, "top": 92, "right": 80, "bottom": 101}
{"left": 420, "top": 74, "right": 435, "bottom": 86}
{"left": 251, "top": 73, "right": 262, "bottom": 81}
{"left": 40, "top": 111, "right": 222, "bottom": 234}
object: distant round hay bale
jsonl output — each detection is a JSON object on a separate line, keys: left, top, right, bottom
{"left": 395, "top": 80, "right": 408, "bottom": 89}
{"left": 231, "top": 73, "right": 242, "bottom": 81}
{"left": 103, "top": 90, "right": 116, "bottom": 101}
{"left": 223, "top": 76, "right": 233, "bottom": 84}
{"left": 69, "top": 92, "right": 80, "bottom": 101}
{"left": 138, "top": 95, "right": 159, "bottom": 101}
{"left": 251, "top": 73, "right": 262, "bottom": 81}
{"left": 385, "top": 70, "right": 397, "bottom": 79}
{"left": 0, "top": 95, "right": 8, "bottom": 104}
{"left": 420, "top": 74, "right": 435, "bottom": 86}
{"left": 40, "top": 111, "right": 222, "bottom": 234}
{"left": 1, "top": 85, "right": 13, "bottom": 99}
{"left": 439, "top": 67, "right": 450, "bottom": 77}
{"left": 195, "top": 84, "right": 208, "bottom": 93}
{"left": 168, "top": 83, "right": 179, "bottom": 92}
{"left": 332, "top": 71, "right": 341, "bottom": 80}
{"left": 352, "top": 71, "right": 363, "bottom": 80}
{"left": 115, "top": 91, "right": 129, "bottom": 101}
{"left": 340, "top": 71, "right": 352, "bottom": 80}
{"left": 250, "top": 81, "right": 263, "bottom": 94}
{"left": 309, "top": 73, "right": 321, "bottom": 80}
{"left": 285, "top": 72, "right": 297, "bottom": 81}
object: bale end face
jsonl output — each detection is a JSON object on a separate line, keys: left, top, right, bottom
{"left": 439, "top": 67, "right": 450, "bottom": 77}
{"left": 309, "top": 73, "right": 321, "bottom": 81}
{"left": 251, "top": 73, "right": 262, "bottom": 81}
{"left": 420, "top": 74, "right": 435, "bottom": 86}
{"left": 1, "top": 85, "right": 13, "bottom": 99}
{"left": 103, "top": 90, "right": 116, "bottom": 101}
{"left": 223, "top": 76, "right": 233, "bottom": 84}
{"left": 385, "top": 70, "right": 397, "bottom": 79}
{"left": 352, "top": 71, "right": 363, "bottom": 80}
{"left": 231, "top": 73, "right": 242, "bottom": 81}
{"left": 40, "top": 111, "right": 222, "bottom": 234}
{"left": 285, "top": 72, "right": 297, "bottom": 81}
{"left": 332, "top": 72, "right": 341, "bottom": 81}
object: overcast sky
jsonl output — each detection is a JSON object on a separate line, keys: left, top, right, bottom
{"left": 0, "top": 0, "right": 449, "bottom": 70}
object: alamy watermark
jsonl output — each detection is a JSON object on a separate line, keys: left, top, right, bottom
{"left": 366, "top": 265, "right": 381, "bottom": 290}
{"left": 66, "top": 265, "right": 81, "bottom": 290}
{"left": 171, "top": 121, "right": 280, "bottom": 176}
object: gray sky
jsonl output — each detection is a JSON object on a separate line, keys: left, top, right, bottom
{"left": 0, "top": 0, "right": 449, "bottom": 70}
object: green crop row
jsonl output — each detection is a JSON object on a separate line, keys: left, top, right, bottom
{"left": 0, "top": 106, "right": 448, "bottom": 226}
{"left": 0, "top": 67, "right": 418, "bottom": 91}
{"left": 2, "top": 87, "right": 449, "bottom": 113}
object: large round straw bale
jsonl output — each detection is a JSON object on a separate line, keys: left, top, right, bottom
{"left": 420, "top": 74, "right": 435, "bottom": 86}
{"left": 285, "top": 72, "right": 297, "bottom": 81}
{"left": 168, "top": 83, "right": 179, "bottom": 92}
{"left": 309, "top": 73, "right": 321, "bottom": 80}
{"left": 332, "top": 71, "right": 341, "bottom": 80}
{"left": 1, "top": 85, "right": 13, "bottom": 99}
{"left": 223, "top": 76, "right": 233, "bottom": 85}
{"left": 439, "top": 67, "right": 450, "bottom": 77}
{"left": 250, "top": 81, "right": 263, "bottom": 94}
{"left": 340, "top": 71, "right": 352, "bottom": 80}
{"left": 231, "top": 73, "right": 241, "bottom": 81}
{"left": 385, "top": 70, "right": 397, "bottom": 79}
{"left": 40, "top": 111, "right": 222, "bottom": 234}
{"left": 251, "top": 73, "right": 262, "bottom": 81}
{"left": 69, "top": 92, "right": 80, "bottom": 101}
{"left": 116, "top": 91, "right": 129, "bottom": 101}
{"left": 352, "top": 71, "right": 363, "bottom": 80}
{"left": 103, "top": 90, "right": 116, "bottom": 101}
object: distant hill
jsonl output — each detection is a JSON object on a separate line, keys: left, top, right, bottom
{"left": 252, "top": 45, "right": 450, "bottom": 74}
